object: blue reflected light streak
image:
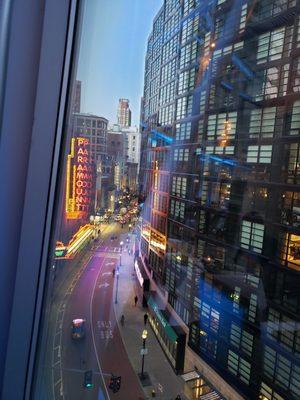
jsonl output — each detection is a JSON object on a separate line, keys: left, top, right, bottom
{"left": 231, "top": 53, "right": 255, "bottom": 80}
{"left": 199, "top": 153, "right": 238, "bottom": 167}
{"left": 150, "top": 129, "right": 173, "bottom": 143}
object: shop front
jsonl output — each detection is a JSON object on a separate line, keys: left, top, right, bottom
{"left": 134, "top": 257, "right": 150, "bottom": 307}
{"left": 147, "top": 293, "right": 186, "bottom": 374}
{"left": 181, "top": 370, "right": 224, "bottom": 400}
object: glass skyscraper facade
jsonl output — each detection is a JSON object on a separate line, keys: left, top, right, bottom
{"left": 139, "top": 0, "right": 300, "bottom": 399}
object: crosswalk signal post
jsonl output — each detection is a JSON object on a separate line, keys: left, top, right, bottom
{"left": 84, "top": 370, "right": 93, "bottom": 389}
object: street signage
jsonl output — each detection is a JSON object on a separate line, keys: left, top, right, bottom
{"left": 140, "top": 348, "right": 148, "bottom": 355}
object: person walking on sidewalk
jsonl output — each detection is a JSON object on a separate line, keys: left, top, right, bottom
{"left": 143, "top": 313, "right": 148, "bottom": 326}
{"left": 112, "top": 268, "right": 115, "bottom": 277}
{"left": 120, "top": 314, "right": 125, "bottom": 326}
{"left": 134, "top": 295, "right": 138, "bottom": 306}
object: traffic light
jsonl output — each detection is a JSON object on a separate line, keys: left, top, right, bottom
{"left": 109, "top": 374, "right": 121, "bottom": 393}
{"left": 84, "top": 370, "right": 93, "bottom": 389}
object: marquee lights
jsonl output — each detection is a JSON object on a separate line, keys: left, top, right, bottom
{"left": 65, "top": 137, "right": 94, "bottom": 219}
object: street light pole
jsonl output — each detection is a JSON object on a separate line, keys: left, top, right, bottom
{"left": 114, "top": 269, "right": 119, "bottom": 304}
{"left": 140, "top": 329, "right": 148, "bottom": 379}
{"left": 119, "top": 241, "right": 124, "bottom": 267}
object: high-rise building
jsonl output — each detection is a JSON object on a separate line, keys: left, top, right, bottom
{"left": 73, "top": 80, "right": 81, "bottom": 114}
{"left": 123, "top": 125, "right": 141, "bottom": 166}
{"left": 73, "top": 113, "right": 108, "bottom": 163}
{"left": 139, "top": 1, "right": 300, "bottom": 399}
{"left": 117, "top": 98, "right": 132, "bottom": 127}
{"left": 73, "top": 113, "right": 108, "bottom": 210}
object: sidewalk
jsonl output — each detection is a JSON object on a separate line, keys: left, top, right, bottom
{"left": 113, "top": 233, "right": 188, "bottom": 400}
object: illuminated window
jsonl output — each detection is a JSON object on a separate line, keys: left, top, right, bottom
{"left": 282, "top": 233, "right": 300, "bottom": 270}
{"left": 171, "top": 176, "right": 187, "bottom": 198}
{"left": 176, "top": 95, "right": 193, "bottom": 120}
{"left": 230, "top": 323, "right": 254, "bottom": 357}
{"left": 249, "top": 107, "right": 276, "bottom": 138}
{"left": 207, "top": 112, "right": 237, "bottom": 141}
{"left": 260, "top": 381, "right": 285, "bottom": 400}
{"left": 228, "top": 350, "right": 251, "bottom": 384}
{"left": 257, "top": 28, "right": 286, "bottom": 64}
{"left": 247, "top": 145, "right": 272, "bottom": 163}
{"left": 241, "top": 221, "right": 265, "bottom": 253}
{"left": 175, "top": 122, "right": 191, "bottom": 140}
{"left": 290, "top": 100, "right": 300, "bottom": 135}
{"left": 255, "top": 65, "right": 289, "bottom": 100}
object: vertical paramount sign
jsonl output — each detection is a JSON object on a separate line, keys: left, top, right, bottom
{"left": 65, "top": 137, "right": 94, "bottom": 219}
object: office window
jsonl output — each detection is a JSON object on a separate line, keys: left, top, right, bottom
{"left": 260, "top": 382, "right": 285, "bottom": 400}
{"left": 206, "top": 145, "right": 234, "bottom": 155}
{"left": 176, "top": 96, "right": 193, "bottom": 120}
{"left": 230, "top": 323, "right": 254, "bottom": 357}
{"left": 160, "top": 81, "right": 176, "bottom": 105}
{"left": 161, "top": 58, "right": 177, "bottom": 82}
{"left": 170, "top": 199, "right": 185, "bottom": 220}
{"left": 181, "top": 14, "right": 199, "bottom": 45}
{"left": 174, "top": 148, "right": 189, "bottom": 161}
{"left": 249, "top": 107, "right": 276, "bottom": 138}
{"left": 257, "top": 28, "right": 286, "bottom": 64}
{"left": 207, "top": 112, "right": 237, "bottom": 141}
{"left": 247, "top": 145, "right": 272, "bottom": 163}
{"left": 183, "top": 0, "right": 198, "bottom": 16}
{"left": 228, "top": 350, "right": 251, "bottom": 384}
{"left": 159, "top": 103, "right": 174, "bottom": 125}
{"left": 162, "top": 34, "right": 179, "bottom": 62}
{"left": 175, "top": 122, "right": 191, "bottom": 140}
{"left": 180, "top": 40, "right": 198, "bottom": 69}
{"left": 178, "top": 68, "right": 196, "bottom": 94}
{"left": 255, "top": 65, "right": 289, "bottom": 100}
{"left": 171, "top": 176, "right": 187, "bottom": 198}
{"left": 241, "top": 221, "right": 265, "bottom": 253}
{"left": 290, "top": 100, "right": 300, "bottom": 135}
{"left": 292, "top": 57, "right": 300, "bottom": 93}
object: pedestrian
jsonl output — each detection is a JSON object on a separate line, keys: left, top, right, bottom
{"left": 112, "top": 268, "right": 115, "bottom": 277}
{"left": 175, "top": 395, "right": 181, "bottom": 400}
{"left": 120, "top": 314, "right": 125, "bottom": 326}
{"left": 143, "top": 313, "right": 148, "bottom": 326}
{"left": 134, "top": 295, "right": 138, "bottom": 306}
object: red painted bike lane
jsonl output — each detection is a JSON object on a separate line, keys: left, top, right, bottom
{"left": 92, "top": 255, "right": 145, "bottom": 400}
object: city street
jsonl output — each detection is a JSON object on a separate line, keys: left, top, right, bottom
{"left": 54, "top": 222, "right": 145, "bottom": 399}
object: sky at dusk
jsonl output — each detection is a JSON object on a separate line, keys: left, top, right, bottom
{"left": 77, "top": 0, "right": 162, "bottom": 126}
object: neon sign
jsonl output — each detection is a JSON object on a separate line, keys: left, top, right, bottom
{"left": 66, "top": 137, "right": 94, "bottom": 219}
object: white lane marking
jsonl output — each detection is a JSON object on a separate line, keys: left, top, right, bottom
{"left": 90, "top": 257, "right": 111, "bottom": 400}
{"left": 98, "top": 282, "right": 110, "bottom": 289}
{"left": 102, "top": 272, "right": 111, "bottom": 276}
{"left": 52, "top": 251, "right": 95, "bottom": 400}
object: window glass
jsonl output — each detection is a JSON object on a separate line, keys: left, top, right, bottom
{"left": 31, "top": 1, "right": 300, "bottom": 400}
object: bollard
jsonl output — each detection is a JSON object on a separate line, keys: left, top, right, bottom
{"left": 151, "top": 389, "right": 156, "bottom": 397}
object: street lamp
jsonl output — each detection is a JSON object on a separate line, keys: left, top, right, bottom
{"left": 140, "top": 329, "right": 148, "bottom": 379}
{"left": 119, "top": 241, "right": 124, "bottom": 267}
{"left": 90, "top": 215, "right": 101, "bottom": 239}
{"left": 114, "top": 269, "right": 120, "bottom": 304}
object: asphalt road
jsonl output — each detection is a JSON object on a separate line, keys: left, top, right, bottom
{"left": 57, "top": 222, "right": 145, "bottom": 400}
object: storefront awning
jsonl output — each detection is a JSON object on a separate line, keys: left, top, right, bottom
{"left": 147, "top": 295, "right": 178, "bottom": 343}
